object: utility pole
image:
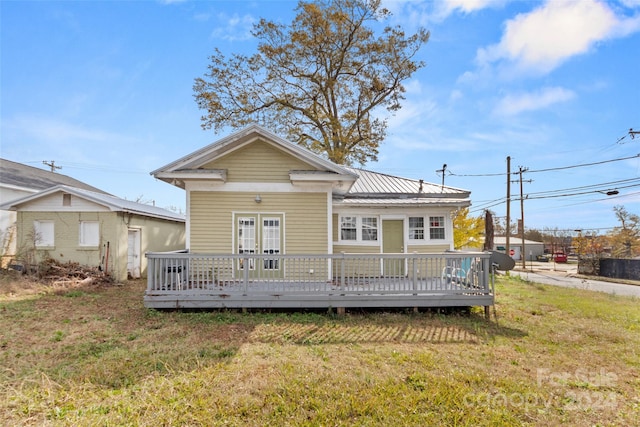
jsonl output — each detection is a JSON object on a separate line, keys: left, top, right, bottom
{"left": 517, "top": 166, "right": 531, "bottom": 269}
{"left": 506, "top": 156, "right": 511, "bottom": 264}
{"left": 42, "top": 160, "right": 62, "bottom": 173}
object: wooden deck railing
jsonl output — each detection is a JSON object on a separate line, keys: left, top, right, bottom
{"left": 144, "top": 251, "right": 494, "bottom": 311}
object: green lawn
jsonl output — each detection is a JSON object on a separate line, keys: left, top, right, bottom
{"left": 1, "top": 274, "right": 638, "bottom": 426}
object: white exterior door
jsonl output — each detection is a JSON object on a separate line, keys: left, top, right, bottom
{"left": 235, "top": 213, "right": 284, "bottom": 276}
{"left": 127, "top": 229, "right": 141, "bottom": 279}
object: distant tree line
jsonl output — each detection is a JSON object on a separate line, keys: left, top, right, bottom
{"left": 453, "top": 205, "right": 640, "bottom": 259}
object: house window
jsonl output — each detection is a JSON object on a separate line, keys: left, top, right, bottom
{"left": 429, "top": 216, "right": 445, "bottom": 240}
{"left": 33, "top": 220, "right": 54, "bottom": 247}
{"left": 361, "top": 217, "right": 378, "bottom": 241}
{"left": 79, "top": 221, "right": 100, "bottom": 246}
{"left": 339, "top": 216, "right": 379, "bottom": 242}
{"left": 409, "top": 217, "right": 424, "bottom": 240}
{"left": 63, "top": 194, "right": 71, "bottom": 206}
{"left": 340, "top": 216, "right": 357, "bottom": 241}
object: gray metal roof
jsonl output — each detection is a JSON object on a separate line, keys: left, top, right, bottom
{"left": 344, "top": 168, "right": 470, "bottom": 198}
{"left": 0, "top": 158, "right": 109, "bottom": 194}
{"left": 1, "top": 185, "right": 184, "bottom": 222}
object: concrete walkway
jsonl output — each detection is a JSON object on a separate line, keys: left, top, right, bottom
{"left": 508, "top": 262, "right": 640, "bottom": 298}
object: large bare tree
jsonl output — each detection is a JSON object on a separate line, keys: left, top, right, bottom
{"left": 193, "top": 0, "right": 429, "bottom": 165}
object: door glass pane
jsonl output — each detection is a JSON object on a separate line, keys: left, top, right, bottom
{"left": 262, "top": 218, "right": 280, "bottom": 270}
{"left": 238, "top": 217, "right": 255, "bottom": 270}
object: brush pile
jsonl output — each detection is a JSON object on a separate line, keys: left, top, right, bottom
{"left": 39, "top": 259, "right": 113, "bottom": 286}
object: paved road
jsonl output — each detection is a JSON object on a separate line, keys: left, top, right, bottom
{"left": 509, "top": 268, "right": 640, "bottom": 298}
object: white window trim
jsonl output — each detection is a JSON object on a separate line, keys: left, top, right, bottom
{"left": 429, "top": 215, "right": 446, "bottom": 240}
{"left": 338, "top": 215, "right": 380, "bottom": 245}
{"left": 408, "top": 216, "right": 426, "bottom": 242}
{"left": 407, "top": 215, "right": 448, "bottom": 243}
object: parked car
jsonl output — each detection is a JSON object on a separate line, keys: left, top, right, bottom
{"left": 536, "top": 254, "right": 549, "bottom": 262}
{"left": 553, "top": 252, "right": 568, "bottom": 263}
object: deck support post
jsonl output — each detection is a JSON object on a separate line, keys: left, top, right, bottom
{"left": 484, "top": 305, "right": 491, "bottom": 320}
{"left": 337, "top": 307, "right": 345, "bottom": 316}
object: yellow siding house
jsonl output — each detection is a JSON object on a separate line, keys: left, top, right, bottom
{"left": 151, "top": 124, "right": 471, "bottom": 262}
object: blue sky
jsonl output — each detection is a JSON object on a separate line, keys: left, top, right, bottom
{"left": 1, "top": 0, "right": 639, "bottom": 233}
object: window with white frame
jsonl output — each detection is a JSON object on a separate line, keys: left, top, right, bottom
{"left": 409, "top": 217, "right": 425, "bottom": 240}
{"left": 339, "top": 216, "right": 379, "bottom": 242}
{"left": 340, "top": 216, "right": 357, "bottom": 241}
{"left": 361, "top": 217, "right": 378, "bottom": 241}
{"left": 33, "top": 220, "right": 54, "bottom": 247}
{"left": 429, "top": 216, "right": 445, "bottom": 240}
{"left": 79, "top": 221, "right": 100, "bottom": 246}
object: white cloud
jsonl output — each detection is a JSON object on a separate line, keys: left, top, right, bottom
{"left": 3, "top": 116, "right": 130, "bottom": 143}
{"left": 442, "top": 0, "right": 505, "bottom": 15}
{"left": 383, "top": 0, "right": 504, "bottom": 26}
{"left": 493, "top": 86, "right": 575, "bottom": 116}
{"left": 211, "top": 13, "right": 256, "bottom": 42}
{"left": 477, "top": 0, "right": 640, "bottom": 75}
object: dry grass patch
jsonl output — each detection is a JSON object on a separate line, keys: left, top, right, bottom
{"left": 1, "top": 272, "right": 639, "bottom": 426}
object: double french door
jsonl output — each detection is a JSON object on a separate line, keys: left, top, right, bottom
{"left": 236, "top": 213, "right": 283, "bottom": 277}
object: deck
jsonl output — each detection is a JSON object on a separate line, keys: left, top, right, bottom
{"left": 144, "top": 251, "right": 494, "bottom": 313}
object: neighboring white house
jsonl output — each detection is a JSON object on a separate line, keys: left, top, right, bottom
{"left": 1, "top": 185, "right": 186, "bottom": 281}
{"left": 493, "top": 236, "right": 544, "bottom": 261}
{"left": 0, "top": 159, "right": 109, "bottom": 267}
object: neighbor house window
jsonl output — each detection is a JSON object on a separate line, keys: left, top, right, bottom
{"left": 409, "top": 217, "right": 425, "bottom": 240}
{"left": 62, "top": 193, "right": 71, "bottom": 206}
{"left": 79, "top": 221, "right": 100, "bottom": 246}
{"left": 429, "top": 216, "right": 445, "bottom": 240}
{"left": 33, "top": 220, "right": 54, "bottom": 247}
{"left": 361, "top": 217, "right": 378, "bottom": 241}
{"left": 340, "top": 216, "right": 357, "bottom": 241}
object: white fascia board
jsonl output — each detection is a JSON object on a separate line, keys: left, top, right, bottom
{"left": 154, "top": 170, "right": 227, "bottom": 181}
{"left": 289, "top": 171, "right": 357, "bottom": 183}
{"left": 185, "top": 181, "right": 333, "bottom": 193}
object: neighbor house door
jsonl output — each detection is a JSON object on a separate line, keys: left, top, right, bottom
{"left": 127, "top": 229, "right": 141, "bottom": 279}
{"left": 235, "top": 214, "right": 284, "bottom": 278}
{"left": 382, "top": 220, "right": 404, "bottom": 276}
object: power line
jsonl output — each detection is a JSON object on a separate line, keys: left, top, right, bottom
{"left": 524, "top": 182, "right": 640, "bottom": 200}
{"left": 525, "top": 153, "right": 640, "bottom": 174}
{"left": 26, "top": 160, "right": 148, "bottom": 174}
{"left": 448, "top": 153, "right": 640, "bottom": 177}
